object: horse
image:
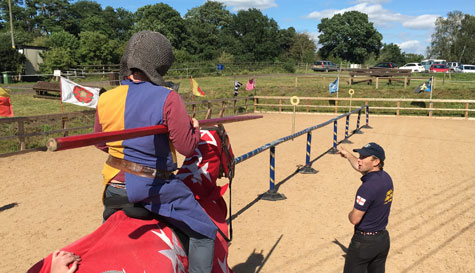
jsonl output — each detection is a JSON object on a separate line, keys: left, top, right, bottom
{"left": 28, "top": 126, "right": 235, "bottom": 273}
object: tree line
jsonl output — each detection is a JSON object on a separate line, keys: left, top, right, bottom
{"left": 0, "top": 0, "right": 473, "bottom": 75}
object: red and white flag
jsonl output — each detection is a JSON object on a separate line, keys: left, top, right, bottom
{"left": 60, "top": 77, "right": 100, "bottom": 108}
{"left": 356, "top": 195, "right": 366, "bottom": 206}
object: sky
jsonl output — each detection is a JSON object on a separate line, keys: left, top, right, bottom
{"left": 92, "top": 0, "right": 474, "bottom": 56}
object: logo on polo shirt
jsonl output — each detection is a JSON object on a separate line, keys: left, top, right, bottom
{"left": 356, "top": 195, "right": 366, "bottom": 206}
{"left": 385, "top": 189, "right": 393, "bottom": 204}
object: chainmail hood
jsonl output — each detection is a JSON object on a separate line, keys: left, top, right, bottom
{"left": 119, "top": 31, "right": 174, "bottom": 86}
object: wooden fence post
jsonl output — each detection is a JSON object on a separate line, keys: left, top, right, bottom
{"left": 295, "top": 77, "right": 298, "bottom": 88}
{"left": 254, "top": 97, "right": 257, "bottom": 112}
{"left": 205, "top": 102, "right": 213, "bottom": 119}
{"left": 429, "top": 102, "right": 433, "bottom": 117}
{"left": 375, "top": 77, "right": 379, "bottom": 89}
{"left": 465, "top": 103, "right": 469, "bottom": 119}
{"left": 18, "top": 120, "right": 25, "bottom": 151}
{"left": 396, "top": 101, "right": 400, "bottom": 116}
{"left": 218, "top": 101, "right": 226, "bottom": 117}
{"left": 404, "top": 77, "right": 407, "bottom": 89}
{"left": 279, "top": 99, "right": 282, "bottom": 113}
{"left": 233, "top": 99, "right": 237, "bottom": 115}
{"left": 306, "top": 99, "right": 309, "bottom": 112}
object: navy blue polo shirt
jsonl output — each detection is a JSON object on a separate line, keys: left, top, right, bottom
{"left": 354, "top": 170, "right": 393, "bottom": 232}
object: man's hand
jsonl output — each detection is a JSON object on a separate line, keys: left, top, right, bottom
{"left": 192, "top": 118, "right": 199, "bottom": 128}
{"left": 337, "top": 146, "right": 360, "bottom": 173}
{"left": 337, "top": 146, "right": 350, "bottom": 158}
{"left": 51, "top": 250, "right": 81, "bottom": 273}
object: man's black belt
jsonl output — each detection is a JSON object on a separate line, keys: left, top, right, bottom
{"left": 355, "top": 229, "right": 385, "bottom": 236}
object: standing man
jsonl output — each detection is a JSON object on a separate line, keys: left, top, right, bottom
{"left": 338, "top": 142, "right": 394, "bottom": 273}
{"left": 95, "top": 31, "right": 217, "bottom": 273}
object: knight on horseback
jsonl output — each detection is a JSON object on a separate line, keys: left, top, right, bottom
{"left": 94, "top": 31, "right": 217, "bottom": 273}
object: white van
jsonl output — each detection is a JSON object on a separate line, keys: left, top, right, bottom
{"left": 447, "top": 62, "right": 460, "bottom": 72}
{"left": 457, "top": 64, "right": 475, "bottom": 73}
{"left": 421, "top": 59, "right": 446, "bottom": 71}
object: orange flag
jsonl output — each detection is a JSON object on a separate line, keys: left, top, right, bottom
{"left": 191, "top": 76, "right": 205, "bottom": 97}
{"left": 0, "top": 87, "right": 14, "bottom": 117}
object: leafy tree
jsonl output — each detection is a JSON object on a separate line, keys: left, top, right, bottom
{"left": 318, "top": 11, "right": 382, "bottom": 63}
{"left": 0, "top": 0, "right": 28, "bottom": 32}
{"left": 376, "top": 43, "right": 405, "bottom": 65}
{"left": 289, "top": 32, "right": 316, "bottom": 63}
{"left": 77, "top": 31, "right": 120, "bottom": 65}
{"left": 428, "top": 11, "right": 464, "bottom": 61}
{"left": 403, "top": 53, "right": 424, "bottom": 64}
{"left": 40, "top": 47, "right": 76, "bottom": 72}
{"left": 0, "top": 32, "right": 26, "bottom": 73}
{"left": 456, "top": 14, "right": 475, "bottom": 63}
{"left": 133, "top": 3, "right": 188, "bottom": 49}
{"left": 103, "top": 6, "right": 134, "bottom": 41}
{"left": 184, "top": 1, "right": 232, "bottom": 60}
{"left": 225, "top": 8, "right": 283, "bottom": 62}
{"left": 47, "top": 30, "right": 79, "bottom": 50}
{"left": 24, "top": 0, "right": 71, "bottom": 34}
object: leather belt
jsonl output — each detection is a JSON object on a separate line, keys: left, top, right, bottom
{"left": 356, "top": 230, "right": 383, "bottom": 236}
{"left": 106, "top": 155, "right": 173, "bottom": 179}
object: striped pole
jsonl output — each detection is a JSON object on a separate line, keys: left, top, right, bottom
{"left": 305, "top": 132, "right": 312, "bottom": 166}
{"left": 299, "top": 132, "right": 318, "bottom": 174}
{"left": 366, "top": 104, "right": 369, "bottom": 126}
{"left": 269, "top": 146, "right": 275, "bottom": 191}
{"left": 260, "top": 147, "right": 286, "bottom": 200}
{"left": 363, "top": 103, "right": 372, "bottom": 128}
{"left": 355, "top": 109, "right": 362, "bottom": 134}
{"left": 345, "top": 115, "right": 350, "bottom": 139}
{"left": 330, "top": 120, "right": 338, "bottom": 153}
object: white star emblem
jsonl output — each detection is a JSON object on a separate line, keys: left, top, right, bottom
{"left": 177, "top": 147, "right": 212, "bottom": 184}
{"left": 199, "top": 130, "right": 218, "bottom": 147}
{"left": 218, "top": 255, "right": 230, "bottom": 273}
{"left": 152, "top": 227, "right": 186, "bottom": 273}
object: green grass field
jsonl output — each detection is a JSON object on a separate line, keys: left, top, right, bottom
{"left": 1, "top": 70, "right": 474, "bottom": 154}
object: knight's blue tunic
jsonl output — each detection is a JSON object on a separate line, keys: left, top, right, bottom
{"left": 97, "top": 80, "right": 217, "bottom": 239}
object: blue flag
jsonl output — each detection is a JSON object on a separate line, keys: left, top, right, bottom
{"left": 414, "top": 78, "right": 432, "bottom": 94}
{"left": 423, "top": 78, "right": 432, "bottom": 92}
{"left": 329, "top": 78, "right": 338, "bottom": 94}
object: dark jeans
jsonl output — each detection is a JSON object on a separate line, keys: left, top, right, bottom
{"left": 343, "top": 230, "right": 390, "bottom": 273}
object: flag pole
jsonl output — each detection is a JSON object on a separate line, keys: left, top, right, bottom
{"left": 430, "top": 76, "right": 433, "bottom": 100}
{"left": 190, "top": 76, "right": 194, "bottom": 102}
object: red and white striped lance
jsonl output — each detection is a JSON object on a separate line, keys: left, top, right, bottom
{"left": 47, "top": 115, "right": 263, "bottom": 152}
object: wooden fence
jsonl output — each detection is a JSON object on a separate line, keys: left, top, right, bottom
{"left": 0, "top": 97, "right": 254, "bottom": 155}
{"left": 253, "top": 96, "right": 475, "bottom": 119}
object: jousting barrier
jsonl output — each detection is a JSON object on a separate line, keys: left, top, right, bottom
{"left": 46, "top": 115, "right": 263, "bottom": 152}
{"left": 234, "top": 104, "right": 370, "bottom": 201}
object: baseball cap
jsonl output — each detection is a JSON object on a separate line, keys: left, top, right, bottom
{"left": 353, "top": 142, "right": 385, "bottom": 161}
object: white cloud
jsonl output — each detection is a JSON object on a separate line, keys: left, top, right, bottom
{"left": 356, "top": 0, "right": 390, "bottom": 4}
{"left": 402, "top": 14, "right": 440, "bottom": 30}
{"left": 398, "top": 40, "right": 427, "bottom": 55}
{"left": 306, "top": 3, "right": 438, "bottom": 31}
{"left": 217, "top": 0, "right": 277, "bottom": 11}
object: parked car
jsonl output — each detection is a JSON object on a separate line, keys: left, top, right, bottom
{"left": 429, "top": 64, "right": 449, "bottom": 73}
{"left": 370, "top": 62, "right": 398, "bottom": 69}
{"left": 447, "top": 62, "right": 460, "bottom": 72}
{"left": 399, "top": 63, "right": 424, "bottom": 72}
{"left": 457, "top": 64, "right": 475, "bottom": 73}
{"left": 312, "top": 61, "right": 339, "bottom": 72}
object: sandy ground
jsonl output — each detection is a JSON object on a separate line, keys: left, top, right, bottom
{"left": 1, "top": 113, "right": 474, "bottom": 273}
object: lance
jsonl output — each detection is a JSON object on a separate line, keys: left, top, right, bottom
{"left": 47, "top": 114, "right": 263, "bottom": 152}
